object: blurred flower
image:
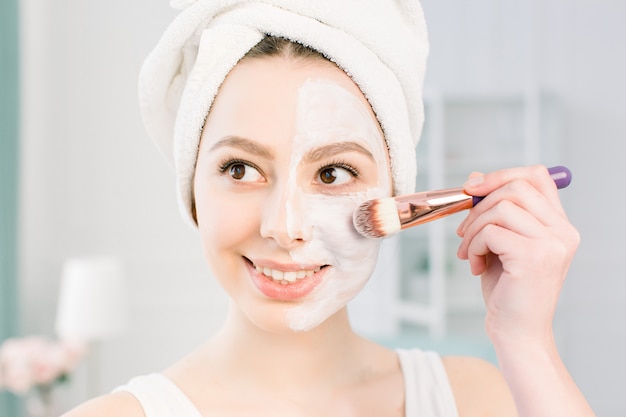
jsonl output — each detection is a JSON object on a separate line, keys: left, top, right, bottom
{"left": 0, "top": 336, "right": 87, "bottom": 395}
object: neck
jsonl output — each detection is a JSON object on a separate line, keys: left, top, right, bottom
{"left": 207, "top": 301, "right": 366, "bottom": 390}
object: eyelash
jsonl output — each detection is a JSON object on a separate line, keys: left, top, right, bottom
{"left": 317, "top": 160, "right": 360, "bottom": 178}
{"left": 217, "top": 157, "right": 360, "bottom": 182}
{"left": 218, "top": 157, "right": 263, "bottom": 176}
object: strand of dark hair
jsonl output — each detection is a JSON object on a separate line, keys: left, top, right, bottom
{"left": 243, "top": 35, "right": 327, "bottom": 62}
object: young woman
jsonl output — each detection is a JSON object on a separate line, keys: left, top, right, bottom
{"left": 65, "top": 2, "right": 595, "bottom": 416}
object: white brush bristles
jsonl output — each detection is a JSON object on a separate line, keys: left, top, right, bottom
{"left": 353, "top": 197, "right": 401, "bottom": 239}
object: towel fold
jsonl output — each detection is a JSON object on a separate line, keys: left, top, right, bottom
{"left": 139, "top": 0, "right": 429, "bottom": 227}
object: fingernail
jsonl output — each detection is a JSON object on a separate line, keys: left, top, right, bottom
{"left": 464, "top": 175, "right": 484, "bottom": 188}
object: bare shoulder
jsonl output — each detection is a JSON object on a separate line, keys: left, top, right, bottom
{"left": 442, "top": 355, "right": 517, "bottom": 417}
{"left": 61, "top": 392, "right": 145, "bottom": 417}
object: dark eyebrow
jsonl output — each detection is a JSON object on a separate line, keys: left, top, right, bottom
{"left": 302, "top": 142, "right": 375, "bottom": 164}
{"left": 208, "top": 135, "right": 274, "bottom": 159}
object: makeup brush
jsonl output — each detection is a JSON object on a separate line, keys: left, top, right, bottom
{"left": 353, "top": 165, "right": 572, "bottom": 239}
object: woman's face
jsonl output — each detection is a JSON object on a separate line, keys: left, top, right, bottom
{"left": 194, "top": 56, "right": 392, "bottom": 332}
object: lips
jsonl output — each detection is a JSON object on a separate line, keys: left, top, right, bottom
{"left": 254, "top": 264, "right": 320, "bottom": 284}
{"left": 244, "top": 257, "right": 327, "bottom": 300}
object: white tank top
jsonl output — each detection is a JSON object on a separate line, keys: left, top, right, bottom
{"left": 113, "top": 349, "right": 458, "bottom": 416}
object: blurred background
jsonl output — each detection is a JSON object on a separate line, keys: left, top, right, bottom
{"left": 1, "top": 0, "right": 624, "bottom": 415}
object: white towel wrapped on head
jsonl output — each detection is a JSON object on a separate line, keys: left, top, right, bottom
{"left": 139, "top": 0, "right": 429, "bottom": 227}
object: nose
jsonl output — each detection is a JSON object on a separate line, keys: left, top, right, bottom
{"left": 260, "top": 183, "right": 311, "bottom": 249}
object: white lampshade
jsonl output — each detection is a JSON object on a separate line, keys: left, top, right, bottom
{"left": 55, "top": 257, "right": 128, "bottom": 341}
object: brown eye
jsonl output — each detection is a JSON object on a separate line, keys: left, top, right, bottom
{"left": 229, "top": 164, "right": 246, "bottom": 180}
{"left": 317, "top": 164, "right": 357, "bottom": 186}
{"left": 320, "top": 167, "right": 337, "bottom": 184}
{"left": 223, "top": 161, "right": 264, "bottom": 183}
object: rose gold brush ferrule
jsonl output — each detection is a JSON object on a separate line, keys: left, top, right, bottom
{"left": 395, "top": 187, "right": 474, "bottom": 230}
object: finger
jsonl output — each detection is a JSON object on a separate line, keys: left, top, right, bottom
{"left": 463, "top": 165, "right": 565, "bottom": 214}
{"left": 456, "top": 171, "right": 483, "bottom": 235}
{"left": 457, "top": 177, "right": 569, "bottom": 237}
{"left": 464, "top": 224, "right": 526, "bottom": 276}
{"left": 457, "top": 199, "right": 545, "bottom": 260}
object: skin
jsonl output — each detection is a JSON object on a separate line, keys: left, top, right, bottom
{"left": 283, "top": 79, "right": 392, "bottom": 331}
{"left": 194, "top": 73, "right": 391, "bottom": 333}
{"left": 63, "top": 56, "right": 595, "bottom": 417}
{"left": 459, "top": 168, "right": 595, "bottom": 416}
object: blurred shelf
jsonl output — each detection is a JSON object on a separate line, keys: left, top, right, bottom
{"left": 393, "top": 88, "right": 561, "bottom": 339}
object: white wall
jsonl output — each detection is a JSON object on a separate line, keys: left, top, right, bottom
{"left": 18, "top": 0, "right": 626, "bottom": 415}
{"left": 544, "top": 3, "right": 626, "bottom": 415}
{"left": 18, "top": 0, "right": 229, "bottom": 409}
{"left": 420, "top": 1, "right": 626, "bottom": 415}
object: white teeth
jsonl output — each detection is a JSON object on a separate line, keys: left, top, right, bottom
{"left": 283, "top": 271, "right": 297, "bottom": 283}
{"left": 253, "top": 264, "right": 322, "bottom": 283}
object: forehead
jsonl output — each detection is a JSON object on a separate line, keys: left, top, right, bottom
{"left": 204, "top": 56, "right": 383, "bottom": 139}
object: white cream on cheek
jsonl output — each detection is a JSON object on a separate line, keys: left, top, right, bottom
{"left": 282, "top": 79, "right": 391, "bottom": 331}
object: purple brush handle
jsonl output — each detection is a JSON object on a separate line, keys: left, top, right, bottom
{"left": 471, "top": 165, "right": 572, "bottom": 206}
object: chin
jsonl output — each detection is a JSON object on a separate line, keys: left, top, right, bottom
{"left": 237, "top": 299, "right": 302, "bottom": 334}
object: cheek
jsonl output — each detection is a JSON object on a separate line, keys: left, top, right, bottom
{"left": 286, "top": 191, "right": 384, "bottom": 331}
{"left": 308, "top": 196, "right": 380, "bottom": 271}
{"left": 195, "top": 185, "right": 261, "bottom": 255}
{"left": 288, "top": 191, "right": 382, "bottom": 258}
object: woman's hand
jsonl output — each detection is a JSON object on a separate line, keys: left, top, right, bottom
{"left": 456, "top": 165, "right": 580, "bottom": 346}
{"left": 455, "top": 165, "right": 596, "bottom": 417}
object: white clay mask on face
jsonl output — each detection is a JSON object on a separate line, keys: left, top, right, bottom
{"left": 282, "top": 79, "right": 391, "bottom": 331}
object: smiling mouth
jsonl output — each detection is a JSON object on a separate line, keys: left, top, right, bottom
{"left": 244, "top": 257, "right": 327, "bottom": 285}
{"left": 255, "top": 265, "right": 320, "bottom": 285}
